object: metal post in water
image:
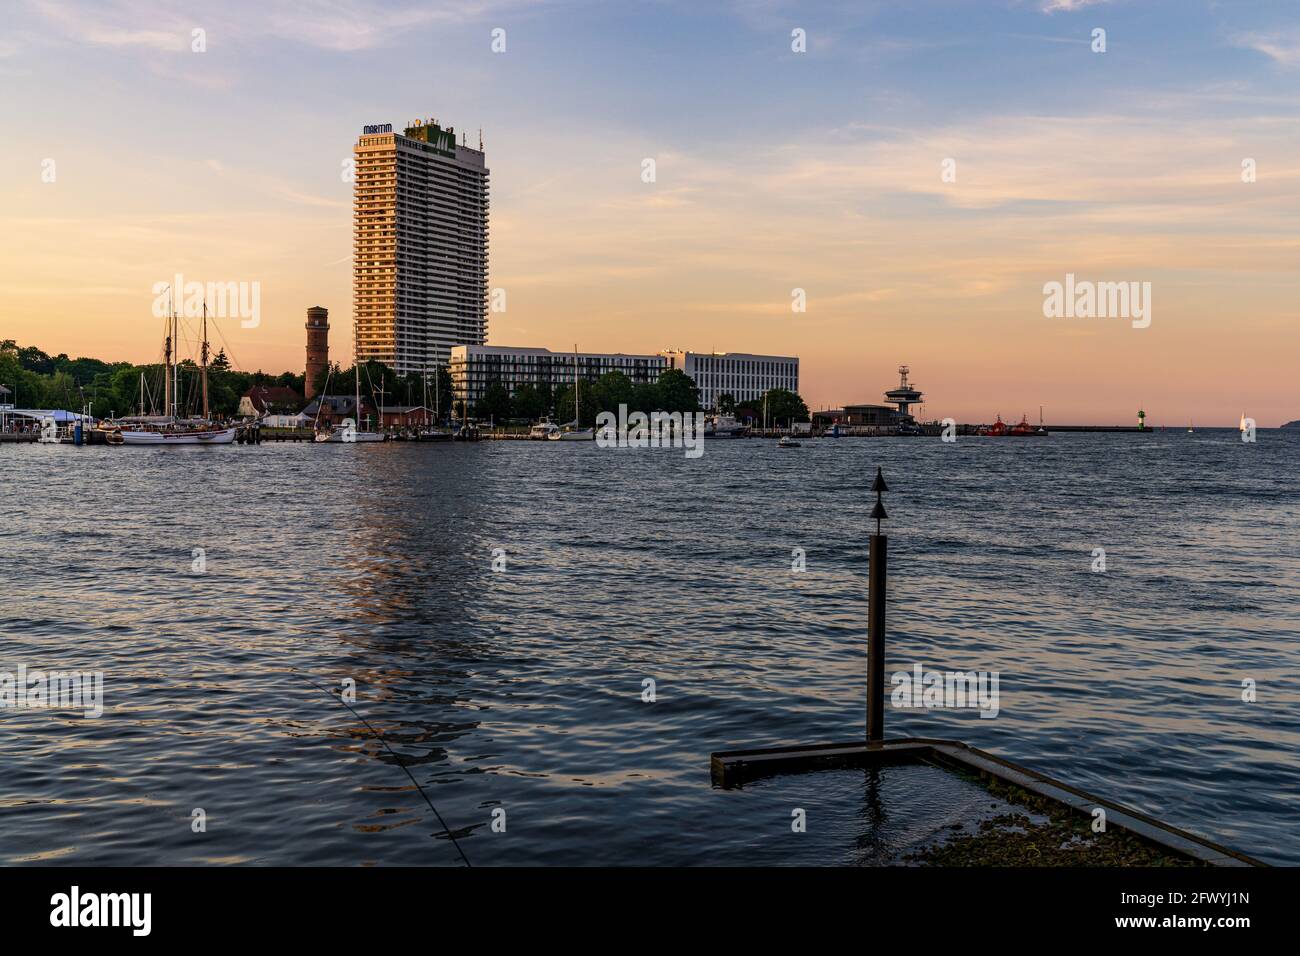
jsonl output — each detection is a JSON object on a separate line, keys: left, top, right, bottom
{"left": 867, "top": 467, "right": 888, "bottom": 743}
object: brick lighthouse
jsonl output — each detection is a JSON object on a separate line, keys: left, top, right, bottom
{"left": 305, "top": 306, "right": 329, "bottom": 400}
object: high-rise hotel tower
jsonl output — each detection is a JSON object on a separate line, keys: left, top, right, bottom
{"left": 353, "top": 118, "right": 489, "bottom": 376}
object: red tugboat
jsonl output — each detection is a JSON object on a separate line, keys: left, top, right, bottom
{"left": 1008, "top": 414, "right": 1037, "bottom": 436}
{"left": 982, "top": 415, "right": 1008, "bottom": 436}
{"left": 979, "top": 412, "right": 1048, "bottom": 436}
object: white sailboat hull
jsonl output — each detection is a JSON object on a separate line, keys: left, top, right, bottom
{"left": 314, "top": 430, "right": 385, "bottom": 443}
{"left": 119, "top": 426, "right": 237, "bottom": 445}
{"left": 548, "top": 429, "right": 595, "bottom": 441}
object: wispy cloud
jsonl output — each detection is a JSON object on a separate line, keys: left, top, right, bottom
{"left": 1038, "top": 0, "right": 1112, "bottom": 12}
{"left": 1234, "top": 31, "right": 1300, "bottom": 68}
{"left": 30, "top": 0, "right": 539, "bottom": 53}
{"left": 271, "top": 186, "right": 349, "bottom": 209}
{"left": 33, "top": 0, "right": 191, "bottom": 50}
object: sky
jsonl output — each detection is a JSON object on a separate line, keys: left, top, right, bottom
{"left": 1, "top": 0, "right": 1298, "bottom": 425}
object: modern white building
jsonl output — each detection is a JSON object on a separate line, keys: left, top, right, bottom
{"left": 450, "top": 345, "right": 666, "bottom": 406}
{"left": 353, "top": 118, "right": 490, "bottom": 375}
{"left": 659, "top": 350, "right": 799, "bottom": 410}
{"left": 450, "top": 344, "right": 802, "bottom": 411}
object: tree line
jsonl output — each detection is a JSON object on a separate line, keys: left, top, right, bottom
{"left": 0, "top": 339, "right": 293, "bottom": 417}
{"left": 474, "top": 368, "right": 809, "bottom": 426}
{"left": 2, "top": 340, "right": 810, "bottom": 425}
{"left": 0, "top": 340, "right": 454, "bottom": 420}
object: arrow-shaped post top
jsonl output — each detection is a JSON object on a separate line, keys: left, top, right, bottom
{"left": 872, "top": 467, "right": 888, "bottom": 535}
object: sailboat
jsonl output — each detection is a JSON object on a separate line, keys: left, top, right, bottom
{"left": 314, "top": 363, "right": 383, "bottom": 442}
{"left": 418, "top": 362, "right": 453, "bottom": 441}
{"left": 115, "top": 297, "right": 237, "bottom": 445}
{"left": 549, "top": 346, "right": 595, "bottom": 440}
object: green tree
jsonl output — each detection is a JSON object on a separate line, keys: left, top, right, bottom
{"left": 1, "top": 340, "right": 45, "bottom": 409}
{"left": 313, "top": 361, "right": 340, "bottom": 399}
{"left": 512, "top": 383, "right": 546, "bottom": 421}
{"left": 591, "top": 370, "right": 634, "bottom": 415}
{"left": 629, "top": 381, "right": 661, "bottom": 415}
{"left": 105, "top": 365, "right": 147, "bottom": 416}
{"left": 42, "top": 370, "right": 79, "bottom": 410}
{"left": 477, "top": 382, "right": 513, "bottom": 423}
{"left": 758, "top": 388, "right": 809, "bottom": 425}
{"left": 716, "top": 392, "right": 736, "bottom": 415}
{"left": 437, "top": 366, "right": 454, "bottom": 419}
{"left": 655, "top": 369, "right": 700, "bottom": 413}
{"left": 17, "top": 345, "right": 55, "bottom": 375}
{"left": 553, "top": 384, "right": 600, "bottom": 426}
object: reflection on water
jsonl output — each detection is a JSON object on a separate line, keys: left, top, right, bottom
{"left": 2, "top": 430, "right": 1298, "bottom": 864}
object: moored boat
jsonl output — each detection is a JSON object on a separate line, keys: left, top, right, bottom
{"left": 112, "top": 297, "right": 238, "bottom": 447}
{"left": 547, "top": 346, "right": 595, "bottom": 440}
{"left": 1008, "top": 414, "right": 1037, "bottom": 436}
{"left": 530, "top": 420, "right": 561, "bottom": 440}
{"left": 982, "top": 415, "right": 1008, "bottom": 437}
{"left": 119, "top": 424, "right": 238, "bottom": 445}
{"left": 704, "top": 414, "right": 748, "bottom": 438}
{"left": 311, "top": 360, "right": 384, "bottom": 443}
{"left": 978, "top": 412, "right": 1047, "bottom": 437}
{"left": 549, "top": 425, "right": 595, "bottom": 441}
{"left": 314, "top": 425, "right": 384, "bottom": 443}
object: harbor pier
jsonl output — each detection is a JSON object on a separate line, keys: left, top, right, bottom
{"left": 709, "top": 468, "right": 1263, "bottom": 867}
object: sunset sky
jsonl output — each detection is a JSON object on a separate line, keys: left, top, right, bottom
{"left": 2, "top": 0, "right": 1298, "bottom": 425}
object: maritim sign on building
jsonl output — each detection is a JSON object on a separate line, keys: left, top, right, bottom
{"left": 360, "top": 122, "right": 458, "bottom": 157}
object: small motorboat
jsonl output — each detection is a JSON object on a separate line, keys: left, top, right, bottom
{"left": 778, "top": 435, "right": 801, "bottom": 448}
{"left": 529, "top": 420, "right": 560, "bottom": 440}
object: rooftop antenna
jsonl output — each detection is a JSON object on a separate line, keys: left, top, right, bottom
{"left": 479, "top": 128, "right": 483, "bottom": 150}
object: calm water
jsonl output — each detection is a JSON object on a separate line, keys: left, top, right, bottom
{"left": 2, "top": 431, "right": 1298, "bottom": 865}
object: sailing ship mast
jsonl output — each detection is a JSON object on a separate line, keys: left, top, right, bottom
{"left": 201, "top": 299, "right": 210, "bottom": 421}
{"left": 171, "top": 298, "right": 180, "bottom": 419}
{"left": 163, "top": 288, "right": 173, "bottom": 418}
{"left": 573, "top": 344, "right": 579, "bottom": 425}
